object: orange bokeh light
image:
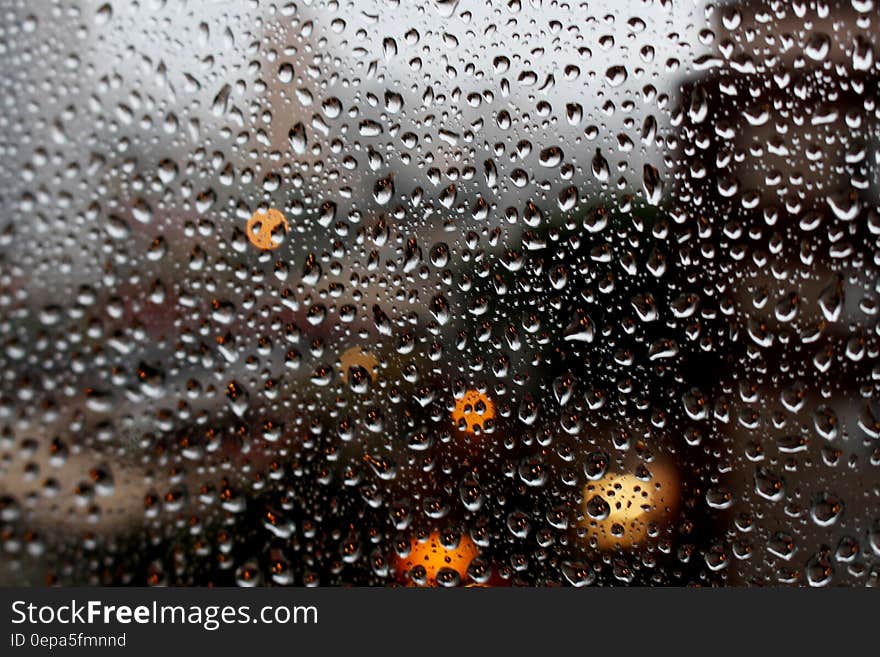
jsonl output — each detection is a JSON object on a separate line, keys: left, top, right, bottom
{"left": 246, "top": 208, "right": 289, "bottom": 250}
{"left": 451, "top": 389, "right": 495, "bottom": 434}
{"left": 395, "top": 532, "right": 479, "bottom": 587}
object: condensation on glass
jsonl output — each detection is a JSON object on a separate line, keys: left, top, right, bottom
{"left": 0, "top": 0, "right": 878, "bottom": 586}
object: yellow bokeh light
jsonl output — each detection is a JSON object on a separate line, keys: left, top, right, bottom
{"left": 581, "top": 463, "right": 679, "bottom": 550}
{"left": 339, "top": 346, "right": 379, "bottom": 380}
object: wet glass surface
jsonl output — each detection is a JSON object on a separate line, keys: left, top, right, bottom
{"left": 1, "top": 0, "right": 879, "bottom": 586}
